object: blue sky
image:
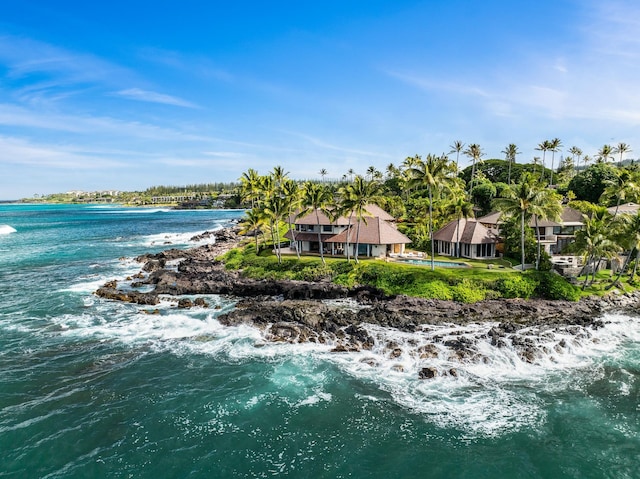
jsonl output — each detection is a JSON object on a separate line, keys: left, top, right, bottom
{"left": 1, "top": 0, "right": 639, "bottom": 199}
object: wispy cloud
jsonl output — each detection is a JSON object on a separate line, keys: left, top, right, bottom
{"left": 137, "top": 47, "right": 235, "bottom": 82}
{"left": 384, "top": 70, "right": 489, "bottom": 98}
{"left": 0, "top": 135, "right": 129, "bottom": 169}
{"left": 114, "top": 88, "right": 199, "bottom": 108}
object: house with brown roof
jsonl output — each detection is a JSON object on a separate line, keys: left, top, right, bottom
{"left": 432, "top": 218, "right": 499, "bottom": 259}
{"left": 284, "top": 204, "right": 411, "bottom": 258}
{"left": 476, "top": 206, "right": 584, "bottom": 255}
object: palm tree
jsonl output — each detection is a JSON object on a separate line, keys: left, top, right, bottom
{"left": 444, "top": 195, "right": 474, "bottom": 257}
{"left": 494, "top": 173, "right": 542, "bottom": 271}
{"left": 615, "top": 142, "right": 632, "bottom": 164}
{"left": 607, "top": 212, "right": 640, "bottom": 286}
{"left": 449, "top": 140, "right": 465, "bottom": 172}
{"left": 347, "top": 168, "right": 355, "bottom": 182}
{"left": 535, "top": 140, "right": 551, "bottom": 181}
{"left": 463, "top": 144, "right": 484, "bottom": 192}
{"left": 568, "top": 146, "right": 583, "bottom": 174}
{"left": 301, "top": 182, "right": 332, "bottom": 264}
{"left": 385, "top": 163, "right": 398, "bottom": 180}
{"left": 501, "top": 143, "right": 520, "bottom": 184}
{"left": 319, "top": 168, "right": 328, "bottom": 182}
{"left": 408, "top": 154, "right": 457, "bottom": 270}
{"left": 239, "top": 208, "right": 266, "bottom": 253}
{"left": 582, "top": 154, "right": 592, "bottom": 170}
{"left": 596, "top": 144, "right": 614, "bottom": 164}
{"left": 573, "top": 211, "right": 620, "bottom": 289}
{"left": 548, "top": 138, "right": 563, "bottom": 186}
{"left": 262, "top": 193, "right": 287, "bottom": 263}
{"left": 282, "top": 179, "right": 302, "bottom": 259}
{"left": 239, "top": 168, "right": 262, "bottom": 208}
{"left": 353, "top": 176, "right": 383, "bottom": 263}
{"left": 600, "top": 170, "right": 640, "bottom": 215}
{"left": 530, "top": 188, "right": 563, "bottom": 269}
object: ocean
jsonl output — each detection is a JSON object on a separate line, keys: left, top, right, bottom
{"left": 0, "top": 204, "right": 638, "bottom": 478}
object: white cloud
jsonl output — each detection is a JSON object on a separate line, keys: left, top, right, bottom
{"left": 114, "top": 88, "right": 199, "bottom": 108}
{"left": 0, "top": 136, "right": 129, "bottom": 169}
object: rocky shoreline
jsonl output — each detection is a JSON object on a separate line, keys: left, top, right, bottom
{"left": 95, "top": 225, "right": 640, "bottom": 376}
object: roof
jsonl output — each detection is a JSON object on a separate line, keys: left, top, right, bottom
{"left": 477, "top": 211, "right": 502, "bottom": 225}
{"left": 327, "top": 217, "right": 411, "bottom": 245}
{"left": 433, "top": 219, "right": 499, "bottom": 245}
{"left": 290, "top": 204, "right": 395, "bottom": 225}
{"left": 607, "top": 202, "right": 640, "bottom": 215}
{"left": 283, "top": 231, "right": 335, "bottom": 242}
{"left": 478, "top": 207, "right": 583, "bottom": 227}
{"left": 560, "top": 206, "right": 584, "bottom": 225}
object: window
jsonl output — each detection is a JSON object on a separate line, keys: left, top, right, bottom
{"left": 323, "top": 225, "right": 332, "bottom": 232}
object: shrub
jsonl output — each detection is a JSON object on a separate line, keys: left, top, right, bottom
{"left": 419, "top": 280, "right": 454, "bottom": 300}
{"left": 451, "top": 279, "right": 487, "bottom": 303}
{"left": 529, "top": 271, "right": 581, "bottom": 301}
{"left": 497, "top": 275, "right": 538, "bottom": 299}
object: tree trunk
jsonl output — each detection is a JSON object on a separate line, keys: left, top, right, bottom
{"left": 520, "top": 210, "right": 526, "bottom": 271}
{"left": 429, "top": 187, "right": 435, "bottom": 271}
{"left": 315, "top": 211, "right": 325, "bottom": 265}
{"left": 355, "top": 217, "right": 362, "bottom": 264}
{"left": 456, "top": 217, "right": 461, "bottom": 258}
{"left": 346, "top": 211, "right": 353, "bottom": 262}
{"left": 535, "top": 217, "right": 541, "bottom": 270}
{"left": 630, "top": 250, "right": 640, "bottom": 282}
{"left": 288, "top": 217, "right": 300, "bottom": 259}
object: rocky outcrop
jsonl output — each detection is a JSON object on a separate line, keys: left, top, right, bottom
{"left": 94, "top": 225, "right": 640, "bottom": 379}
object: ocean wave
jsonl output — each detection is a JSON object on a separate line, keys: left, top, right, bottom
{"left": 0, "top": 224, "right": 17, "bottom": 234}
{"left": 33, "top": 296, "right": 640, "bottom": 438}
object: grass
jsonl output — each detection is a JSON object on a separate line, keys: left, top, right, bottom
{"left": 219, "top": 245, "right": 583, "bottom": 302}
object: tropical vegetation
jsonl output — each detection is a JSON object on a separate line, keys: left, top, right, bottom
{"left": 233, "top": 138, "right": 640, "bottom": 300}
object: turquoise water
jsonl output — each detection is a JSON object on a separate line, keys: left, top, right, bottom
{"left": 1, "top": 204, "right": 639, "bottom": 478}
{"left": 401, "top": 258, "right": 469, "bottom": 268}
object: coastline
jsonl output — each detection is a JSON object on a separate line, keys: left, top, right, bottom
{"left": 94, "top": 226, "right": 640, "bottom": 375}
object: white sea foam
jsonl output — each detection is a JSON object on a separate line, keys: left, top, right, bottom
{"left": 0, "top": 224, "right": 17, "bottom": 234}
{"left": 41, "top": 295, "right": 640, "bottom": 438}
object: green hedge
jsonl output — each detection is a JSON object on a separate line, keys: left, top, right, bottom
{"left": 219, "top": 246, "right": 582, "bottom": 302}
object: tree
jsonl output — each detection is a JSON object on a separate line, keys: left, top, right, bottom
{"left": 463, "top": 144, "right": 484, "bottom": 192}
{"left": 319, "top": 168, "right": 328, "bottom": 182}
{"left": 548, "top": 137, "right": 563, "bottom": 186}
{"left": 600, "top": 170, "right": 640, "bottom": 215}
{"left": 607, "top": 212, "right": 640, "bottom": 286}
{"left": 572, "top": 211, "right": 620, "bottom": 289}
{"left": 301, "top": 182, "right": 332, "bottom": 264}
{"left": 568, "top": 146, "right": 583, "bottom": 174}
{"left": 568, "top": 163, "right": 618, "bottom": 203}
{"left": 501, "top": 143, "right": 521, "bottom": 184}
{"left": 408, "top": 154, "right": 457, "bottom": 270}
{"left": 535, "top": 140, "right": 551, "bottom": 182}
{"left": 282, "top": 179, "right": 302, "bottom": 258}
{"left": 449, "top": 140, "right": 465, "bottom": 172}
{"left": 494, "top": 173, "right": 543, "bottom": 270}
{"left": 444, "top": 195, "right": 474, "bottom": 257}
{"left": 615, "top": 142, "right": 632, "bottom": 164}
{"left": 239, "top": 168, "right": 262, "bottom": 208}
{"left": 470, "top": 182, "right": 497, "bottom": 216}
{"left": 347, "top": 176, "right": 381, "bottom": 263}
{"left": 530, "top": 188, "right": 563, "bottom": 269}
{"left": 239, "top": 208, "right": 266, "bottom": 253}
{"left": 596, "top": 144, "right": 614, "bottom": 164}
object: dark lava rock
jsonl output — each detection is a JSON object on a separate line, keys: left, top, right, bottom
{"left": 419, "top": 367, "right": 438, "bottom": 379}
